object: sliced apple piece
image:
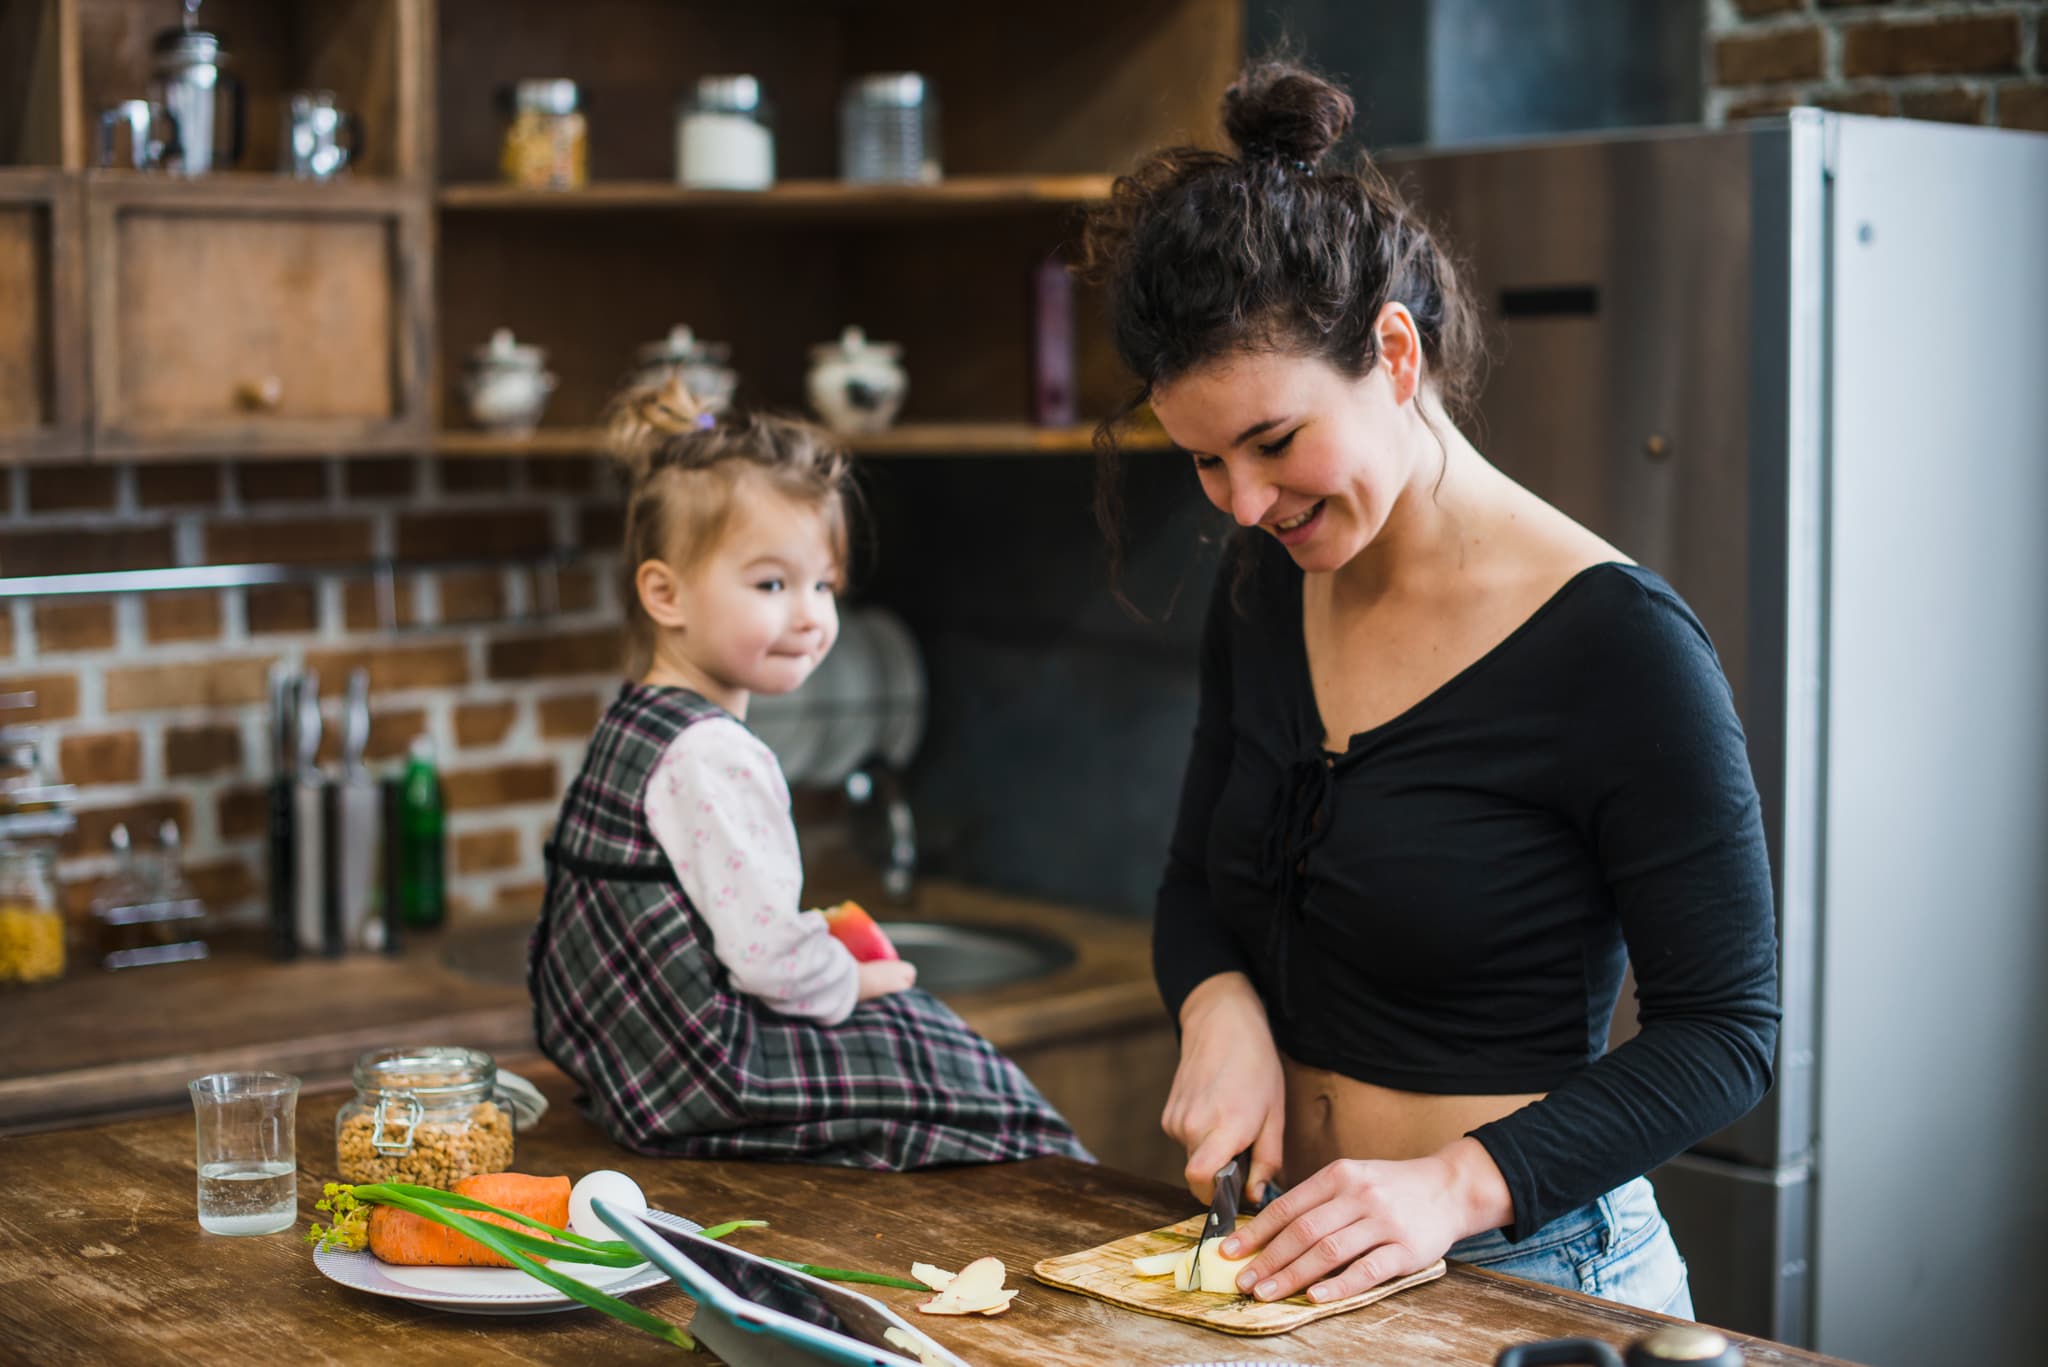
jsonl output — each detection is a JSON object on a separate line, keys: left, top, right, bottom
{"left": 883, "top": 1325, "right": 950, "bottom": 1367}
{"left": 917, "top": 1256, "right": 1010, "bottom": 1315}
{"left": 910, "top": 1262, "right": 955, "bottom": 1291}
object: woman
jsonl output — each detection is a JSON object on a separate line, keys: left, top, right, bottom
{"left": 1083, "top": 59, "right": 1779, "bottom": 1317}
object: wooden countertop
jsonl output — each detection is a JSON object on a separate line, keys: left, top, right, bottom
{"left": 0, "top": 1059, "right": 1854, "bottom": 1367}
{"left": 0, "top": 878, "right": 1160, "bottom": 1134}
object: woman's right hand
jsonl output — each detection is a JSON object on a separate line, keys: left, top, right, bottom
{"left": 1162, "top": 972, "right": 1287, "bottom": 1203}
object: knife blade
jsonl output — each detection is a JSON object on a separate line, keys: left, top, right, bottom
{"left": 1190, "top": 1147, "right": 1252, "bottom": 1290}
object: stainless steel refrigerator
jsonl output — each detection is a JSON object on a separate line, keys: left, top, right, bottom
{"left": 1386, "top": 113, "right": 2048, "bottom": 1364}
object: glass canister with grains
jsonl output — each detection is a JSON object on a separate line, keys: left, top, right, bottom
{"left": 335, "top": 1046, "right": 516, "bottom": 1186}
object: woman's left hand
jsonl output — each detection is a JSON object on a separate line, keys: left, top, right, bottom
{"left": 1220, "top": 1138, "right": 1511, "bottom": 1303}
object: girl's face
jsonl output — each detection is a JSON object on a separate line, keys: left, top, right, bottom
{"left": 649, "top": 476, "right": 841, "bottom": 711}
{"left": 1148, "top": 321, "right": 1425, "bottom": 576}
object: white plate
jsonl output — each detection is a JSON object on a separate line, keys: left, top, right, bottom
{"left": 311, "top": 1207, "right": 698, "bottom": 1317}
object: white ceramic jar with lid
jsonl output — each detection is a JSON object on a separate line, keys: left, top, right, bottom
{"left": 632, "top": 325, "right": 738, "bottom": 412}
{"left": 461, "top": 328, "right": 556, "bottom": 434}
{"left": 676, "top": 74, "right": 774, "bottom": 190}
{"left": 806, "top": 326, "right": 907, "bottom": 435}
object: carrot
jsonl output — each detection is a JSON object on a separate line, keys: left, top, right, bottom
{"left": 367, "top": 1173, "right": 572, "bottom": 1267}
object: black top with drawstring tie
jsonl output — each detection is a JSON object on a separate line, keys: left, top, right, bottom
{"left": 1149, "top": 536, "right": 1780, "bottom": 1242}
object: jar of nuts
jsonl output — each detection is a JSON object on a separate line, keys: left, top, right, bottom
{"left": 335, "top": 1046, "right": 515, "bottom": 1187}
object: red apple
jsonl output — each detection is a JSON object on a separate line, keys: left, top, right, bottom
{"left": 823, "top": 900, "right": 899, "bottom": 962}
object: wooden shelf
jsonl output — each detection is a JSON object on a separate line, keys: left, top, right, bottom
{"left": 436, "top": 421, "right": 1170, "bottom": 458}
{"left": 436, "top": 175, "right": 1117, "bottom": 219}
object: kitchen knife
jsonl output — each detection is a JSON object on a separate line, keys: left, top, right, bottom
{"left": 1190, "top": 1147, "right": 1252, "bottom": 1290}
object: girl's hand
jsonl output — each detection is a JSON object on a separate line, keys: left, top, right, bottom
{"left": 855, "top": 958, "right": 917, "bottom": 1001}
{"left": 1220, "top": 1138, "right": 1513, "bottom": 1303}
{"left": 1161, "top": 973, "right": 1286, "bottom": 1204}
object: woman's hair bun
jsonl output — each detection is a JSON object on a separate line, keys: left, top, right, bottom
{"left": 1222, "top": 58, "right": 1354, "bottom": 170}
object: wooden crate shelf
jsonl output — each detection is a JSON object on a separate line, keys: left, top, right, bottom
{"left": 435, "top": 421, "right": 1170, "bottom": 458}
{"left": 437, "top": 175, "right": 1117, "bottom": 219}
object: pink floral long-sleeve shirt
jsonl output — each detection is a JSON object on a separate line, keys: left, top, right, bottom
{"left": 642, "top": 717, "right": 859, "bottom": 1024}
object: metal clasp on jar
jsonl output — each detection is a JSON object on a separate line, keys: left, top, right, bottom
{"left": 370, "top": 1093, "right": 425, "bottom": 1154}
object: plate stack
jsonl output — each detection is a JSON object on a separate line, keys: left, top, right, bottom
{"left": 748, "top": 606, "right": 926, "bottom": 791}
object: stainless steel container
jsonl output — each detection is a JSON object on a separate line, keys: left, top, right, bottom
{"left": 840, "top": 73, "right": 939, "bottom": 184}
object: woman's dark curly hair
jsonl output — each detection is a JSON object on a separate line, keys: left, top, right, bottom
{"left": 1079, "top": 57, "right": 1483, "bottom": 588}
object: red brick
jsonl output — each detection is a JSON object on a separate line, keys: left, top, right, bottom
{"left": 395, "top": 509, "right": 552, "bottom": 561}
{"left": 0, "top": 526, "right": 175, "bottom": 576}
{"left": 2000, "top": 81, "right": 2048, "bottom": 133}
{"left": 64, "top": 797, "right": 190, "bottom": 857}
{"left": 1733, "top": 0, "right": 1805, "bottom": 16}
{"left": 26, "top": 466, "right": 117, "bottom": 512}
{"left": 186, "top": 857, "right": 260, "bottom": 911}
{"left": 59, "top": 731, "right": 142, "bottom": 786}
{"left": 302, "top": 643, "right": 469, "bottom": 692}
{"left": 203, "top": 517, "right": 372, "bottom": 567}
{"left": 343, "top": 457, "right": 418, "bottom": 499}
{"left": 1816, "top": 0, "right": 1890, "bottom": 6}
{"left": 144, "top": 591, "right": 223, "bottom": 644}
{"left": 578, "top": 504, "right": 623, "bottom": 550}
{"left": 454, "top": 827, "right": 522, "bottom": 873}
{"left": 165, "top": 723, "right": 242, "bottom": 777}
{"left": 492, "top": 880, "right": 547, "bottom": 916}
{"left": 1841, "top": 14, "right": 2021, "bottom": 79}
{"left": 439, "top": 569, "right": 507, "bottom": 624}
{"left": 1716, "top": 27, "right": 1824, "bottom": 86}
{"left": 246, "top": 584, "right": 320, "bottom": 635}
{"left": 105, "top": 657, "right": 273, "bottom": 712}
{"left": 236, "top": 460, "right": 328, "bottom": 503}
{"left": 454, "top": 700, "right": 518, "bottom": 747}
{"left": 1901, "top": 85, "right": 1986, "bottom": 125}
{"left": 315, "top": 705, "right": 426, "bottom": 767}
{"left": 487, "top": 627, "right": 623, "bottom": 681}
{"left": 33, "top": 600, "right": 115, "bottom": 653}
{"left": 1811, "top": 88, "right": 1897, "bottom": 116}
{"left": 0, "top": 610, "right": 12, "bottom": 657}
{"left": 558, "top": 565, "right": 600, "bottom": 612}
{"left": 438, "top": 458, "right": 517, "bottom": 493}
{"left": 443, "top": 759, "right": 558, "bottom": 811}
{"left": 343, "top": 578, "right": 418, "bottom": 631}
{"left": 537, "top": 692, "right": 602, "bottom": 739}
{"left": 135, "top": 462, "right": 222, "bottom": 508}
{"left": 218, "top": 785, "right": 268, "bottom": 839}
{"left": 1727, "top": 93, "right": 1804, "bottom": 121}
{"left": 0, "top": 673, "right": 79, "bottom": 720}
{"left": 528, "top": 458, "right": 599, "bottom": 495}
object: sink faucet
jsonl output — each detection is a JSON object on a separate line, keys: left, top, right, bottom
{"left": 844, "top": 764, "right": 917, "bottom": 903}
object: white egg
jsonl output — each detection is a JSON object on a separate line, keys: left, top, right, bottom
{"left": 569, "top": 1169, "right": 648, "bottom": 1243}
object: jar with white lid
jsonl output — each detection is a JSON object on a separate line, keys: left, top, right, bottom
{"left": 676, "top": 74, "right": 774, "bottom": 190}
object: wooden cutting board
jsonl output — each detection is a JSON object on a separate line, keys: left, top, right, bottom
{"left": 1032, "top": 1214, "right": 1447, "bottom": 1337}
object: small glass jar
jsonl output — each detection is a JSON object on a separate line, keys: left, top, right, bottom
{"left": 675, "top": 74, "right": 774, "bottom": 190}
{"left": 0, "top": 842, "right": 64, "bottom": 985}
{"left": 840, "top": 73, "right": 940, "bottom": 185}
{"left": 334, "top": 1046, "right": 515, "bottom": 1186}
{"left": 499, "top": 78, "right": 586, "bottom": 190}
{"left": 631, "top": 324, "right": 738, "bottom": 413}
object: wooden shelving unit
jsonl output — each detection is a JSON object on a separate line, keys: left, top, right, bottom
{"left": 436, "top": 421, "right": 1172, "bottom": 458}
{"left": 437, "top": 175, "right": 1118, "bottom": 219}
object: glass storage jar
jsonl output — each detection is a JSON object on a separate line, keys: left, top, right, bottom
{"left": 499, "top": 78, "right": 586, "bottom": 189}
{"left": 334, "top": 1046, "right": 515, "bottom": 1186}
{"left": 0, "top": 841, "right": 64, "bottom": 985}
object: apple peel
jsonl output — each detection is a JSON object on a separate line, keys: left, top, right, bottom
{"left": 914, "top": 1256, "right": 1014, "bottom": 1316}
{"left": 883, "top": 1326, "right": 951, "bottom": 1366}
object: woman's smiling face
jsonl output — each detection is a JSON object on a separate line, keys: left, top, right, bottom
{"left": 1149, "top": 335, "right": 1428, "bottom": 576}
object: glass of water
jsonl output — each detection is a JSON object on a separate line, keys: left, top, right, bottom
{"left": 188, "top": 1072, "right": 300, "bottom": 1235}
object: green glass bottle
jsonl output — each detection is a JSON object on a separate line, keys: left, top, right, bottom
{"left": 398, "top": 735, "right": 445, "bottom": 929}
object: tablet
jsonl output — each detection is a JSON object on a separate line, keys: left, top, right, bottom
{"left": 594, "top": 1198, "right": 972, "bottom": 1367}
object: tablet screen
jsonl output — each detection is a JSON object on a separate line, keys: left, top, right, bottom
{"left": 674, "top": 1231, "right": 917, "bottom": 1355}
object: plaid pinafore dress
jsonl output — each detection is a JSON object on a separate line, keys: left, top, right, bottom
{"left": 530, "top": 683, "right": 1088, "bottom": 1167}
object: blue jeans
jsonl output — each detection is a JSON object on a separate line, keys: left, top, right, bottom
{"left": 1447, "top": 1176, "right": 1693, "bottom": 1318}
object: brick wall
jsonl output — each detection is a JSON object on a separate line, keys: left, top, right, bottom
{"left": 1707, "top": 0, "right": 2047, "bottom": 128}
{"left": 0, "top": 457, "right": 629, "bottom": 931}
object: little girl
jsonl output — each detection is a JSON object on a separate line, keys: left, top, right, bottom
{"left": 530, "top": 378, "right": 1086, "bottom": 1168}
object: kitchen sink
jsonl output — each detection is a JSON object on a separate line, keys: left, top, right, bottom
{"left": 439, "top": 918, "right": 1075, "bottom": 995}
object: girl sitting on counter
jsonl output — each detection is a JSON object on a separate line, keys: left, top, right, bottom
{"left": 529, "top": 377, "right": 1086, "bottom": 1168}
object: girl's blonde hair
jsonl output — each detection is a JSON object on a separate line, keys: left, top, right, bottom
{"left": 606, "top": 376, "right": 854, "bottom": 671}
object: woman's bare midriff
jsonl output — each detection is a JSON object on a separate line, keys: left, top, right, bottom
{"left": 1281, "top": 1055, "right": 1544, "bottom": 1180}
